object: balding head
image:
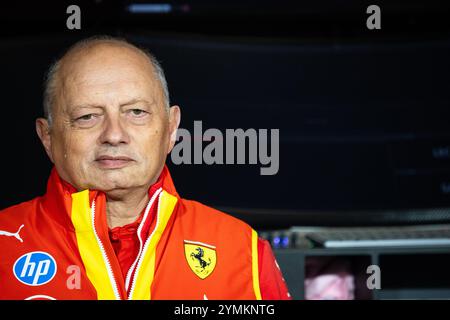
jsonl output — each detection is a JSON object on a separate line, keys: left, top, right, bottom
{"left": 43, "top": 36, "right": 170, "bottom": 126}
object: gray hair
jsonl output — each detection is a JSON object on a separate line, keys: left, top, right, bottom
{"left": 43, "top": 35, "right": 170, "bottom": 126}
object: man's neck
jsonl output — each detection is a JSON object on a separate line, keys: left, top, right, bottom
{"left": 105, "top": 187, "right": 150, "bottom": 229}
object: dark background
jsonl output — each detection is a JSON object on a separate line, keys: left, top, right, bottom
{"left": 1, "top": 0, "right": 450, "bottom": 229}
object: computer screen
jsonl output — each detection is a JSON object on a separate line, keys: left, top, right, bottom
{"left": 126, "top": 33, "right": 450, "bottom": 228}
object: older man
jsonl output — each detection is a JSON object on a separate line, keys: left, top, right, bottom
{"left": 0, "top": 36, "right": 290, "bottom": 300}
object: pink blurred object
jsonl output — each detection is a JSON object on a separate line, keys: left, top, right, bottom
{"left": 304, "top": 257, "right": 355, "bottom": 300}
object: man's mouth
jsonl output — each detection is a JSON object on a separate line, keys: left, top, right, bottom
{"left": 95, "top": 156, "right": 135, "bottom": 169}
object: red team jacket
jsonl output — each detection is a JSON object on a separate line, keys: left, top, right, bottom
{"left": 0, "top": 166, "right": 290, "bottom": 300}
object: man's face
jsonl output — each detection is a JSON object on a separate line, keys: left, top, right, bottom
{"left": 37, "top": 44, "right": 180, "bottom": 194}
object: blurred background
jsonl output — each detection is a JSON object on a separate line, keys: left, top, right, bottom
{"left": 1, "top": 0, "right": 450, "bottom": 299}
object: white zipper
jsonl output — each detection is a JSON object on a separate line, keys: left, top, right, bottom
{"left": 91, "top": 200, "right": 121, "bottom": 300}
{"left": 128, "top": 192, "right": 164, "bottom": 300}
{"left": 124, "top": 187, "right": 162, "bottom": 292}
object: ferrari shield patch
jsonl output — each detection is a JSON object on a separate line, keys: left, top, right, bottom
{"left": 184, "top": 240, "right": 217, "bottom": 279}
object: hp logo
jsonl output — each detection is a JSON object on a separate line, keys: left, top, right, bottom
{"left": 13, "top": 251, "right": 57, "bottom": 286}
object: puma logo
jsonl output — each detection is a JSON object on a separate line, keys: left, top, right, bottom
{"left": 0, "top": 224, "right": 24, "bottom": 242}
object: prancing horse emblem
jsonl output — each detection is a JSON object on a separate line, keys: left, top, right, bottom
{"left": 191, "top": 247, "right": 211, "bottom": 269}
{"left": 184, "top": 240, "right": 217, "bottom": 279}
{"left": 0, "top": 224, "right": 24, "bottom": 242}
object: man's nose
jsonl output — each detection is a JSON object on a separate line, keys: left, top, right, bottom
{"left": 98, "top": 114, "right": 130, "bottom": 146}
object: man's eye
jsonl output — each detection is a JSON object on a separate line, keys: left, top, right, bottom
{"left": 128, "top": 109, "right": 147, "bottom": 117}
{"left": 76, "top": 114, "right": 95, "bottom": 121}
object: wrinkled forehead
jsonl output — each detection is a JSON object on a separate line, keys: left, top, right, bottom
{"left": 56, "top": 44, "right": 163, "bottom": 111}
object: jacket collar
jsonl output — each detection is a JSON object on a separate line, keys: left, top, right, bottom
{"left": 40, "top": 164, "right": 179, "bottom": 231}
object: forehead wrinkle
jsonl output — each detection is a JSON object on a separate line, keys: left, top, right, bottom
{"left": 56, "top": 45, "right": 163, "bottom": 114}
{"left": 65, "top": 78, "right": 158, "bottom": 110}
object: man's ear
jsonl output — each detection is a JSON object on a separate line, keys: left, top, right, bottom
{"left": 167, "top": 105, "right": 181, "bottom": 154}
{"left": 36, "top": 118, "right": 54, "bottom": 163}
